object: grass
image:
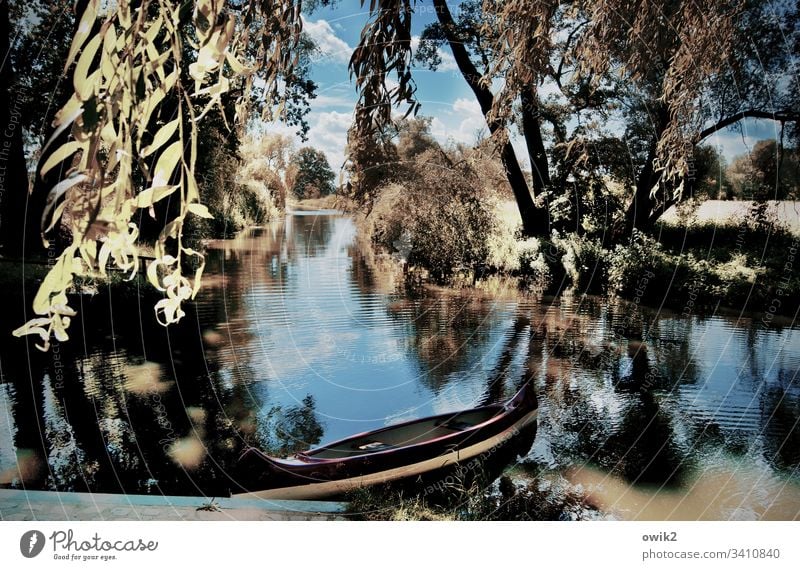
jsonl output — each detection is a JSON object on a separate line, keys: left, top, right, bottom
{"left": 357, "top": 193, "right": 800, "bottom": 318}
{"left": 289, "top": 194, "right": 354, "bottom": 211}
{"left": 345, "top": 471, "right": 599, "bottom": 521}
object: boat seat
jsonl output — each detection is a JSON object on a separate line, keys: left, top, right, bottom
{"left": 434, "top": 418, "right": 473, "bottom": 431}
{"left": 355, "top": 440, "right": 395, "bottom": 451}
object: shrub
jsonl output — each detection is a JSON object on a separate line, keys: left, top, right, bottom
{"left": 367, "top": 150, "right": 497, "bottom": 282}
{"left": 555, "top": 234, "right": 608, "bottom": 294}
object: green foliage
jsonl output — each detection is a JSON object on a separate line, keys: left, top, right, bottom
{"left": 369, "top": 150, "right": 497, "bottom": 282}
{"left": 555, "top": 234, "right": 608, "bottom": 294}
{"left": 603, "top": 224, "right": 799, "bottom": 316}
{"left": 727, "top": 140, "right": 800, "bottom": 200}
{"left": 290, "top": 147, "right": 335, "bottom": 199}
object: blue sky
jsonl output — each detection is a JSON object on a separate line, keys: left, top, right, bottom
{"left": 265, "top": 1, "right": 781, "bottom": 173}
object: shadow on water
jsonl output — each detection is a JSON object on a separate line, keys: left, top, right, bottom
{"left": 0, "top": 212, "right": 799, "bottom": 519}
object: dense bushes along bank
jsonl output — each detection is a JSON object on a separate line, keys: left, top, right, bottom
{"left": 362, "top": 197, "right": 799, "bottom": 319}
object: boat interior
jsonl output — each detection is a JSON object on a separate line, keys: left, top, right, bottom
{"left": 305, "top": 407, "right": 502, "bottom": 459}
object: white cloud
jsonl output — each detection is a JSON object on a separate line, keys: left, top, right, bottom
{"left": 452, "top": 97, "right": 480, "bottom": 116}
{"left": 252, "top": 111, "right": 352, "bottom": 174}
{"left": 307, "top": 110, "right": 353, "bottom": 170}
{"left": 313, "top": 93, "right": 357, "bottom": 109}
{"left": 302, "top": 17, "right": 353, "bottom": 64}
{"left": 428, "top": 97, "right": 486, "bottom": 145}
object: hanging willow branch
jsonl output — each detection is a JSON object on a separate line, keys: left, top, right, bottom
{"left": 13, "top": 0, "right": 303, "bottom": 351}
{"left": 486, "top": 0, "right": 742, "bottom": 195}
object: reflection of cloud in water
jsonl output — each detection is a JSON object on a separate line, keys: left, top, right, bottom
{"left": 430, "top": 382, "right": 487, "bottom": 415}
{"left": 570, "top": 461, "right": 800, "bottom": 520}
{"left": 167, "top": 436, "right": 206, "bottom": 470}
{"left": 123, "top": 362, "right": 172, "bottom": 395}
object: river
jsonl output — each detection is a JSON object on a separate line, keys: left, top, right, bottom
{"left": 1, "top": 211, "right": 799, "bottom": 519}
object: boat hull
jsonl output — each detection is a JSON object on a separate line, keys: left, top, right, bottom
{"left": 232, "top": 386, "right": 538, "bottom": 501}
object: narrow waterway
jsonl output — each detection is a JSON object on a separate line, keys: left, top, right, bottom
{"left": 1, "top": 211, "right": 798, "bottom": 519}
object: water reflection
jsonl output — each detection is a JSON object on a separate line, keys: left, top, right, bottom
{"left": 0, "top": 212, "right": 798, "bottom": 519}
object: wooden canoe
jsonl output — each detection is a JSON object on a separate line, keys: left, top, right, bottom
{"left": 232, "top": 382, "right": 538, "bottom": 500}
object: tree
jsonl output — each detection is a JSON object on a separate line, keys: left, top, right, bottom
{"left": 290, "top": 147, "right": 335, "bottom": 199}
{"left": 2, "top": 0, "right": 93, "bottom": 257}
{"left": 490, "top": 0, "right": 799, "bottom": 237}
{"left": 0, "top": 0, "right": 32, "bottom": 258}
{"left": 12, "top": 0, "right": 307, "bottom": 350}
{"left": 239, "top": 133, "right": 295, "bottom": 209}
{"left": 349, "top": 0, "right": 550, "bottom": 237}
{"left": 727, "top": 140, "right": 800, "bottom": 201}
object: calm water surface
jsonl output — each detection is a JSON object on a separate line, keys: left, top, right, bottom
{"left": 1, "top": 212, "right": 799, "bottom": 519}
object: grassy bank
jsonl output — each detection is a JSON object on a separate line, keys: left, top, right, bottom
{"left": 346, "top": 470, "right": 599, "bottom": 521}
{"left": 289, "top": 195, "right": 356, "bottom": 211}
{"left": 359, "top": 195, "right": 799, "bottom": 318}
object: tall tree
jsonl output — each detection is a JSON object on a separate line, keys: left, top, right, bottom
{"left": 0, "top": 0, "right": 37, "bottom": 257}
{"left": 290, "top": 147, "right": 335, "bottom": 199}
{"left": 489, "top": 0, "right": 800, "bottom": 238}
{"left": 424, "top": 0, "right": 549, "bottom": 236}
{"left": 350, "top": 0, "right": 551, "bottom": 236}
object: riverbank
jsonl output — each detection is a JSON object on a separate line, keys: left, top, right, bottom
{"left": 355, "top": 197, "right": 800, "bottom": 319}
{"left": 0, "top": 489, "right": 347, "bottom": 521}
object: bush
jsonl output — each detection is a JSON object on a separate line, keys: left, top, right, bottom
{"left": 367, "top": 151, "right": 497, "bottom": 282}
{"left": 555, "top": 234, "right": 608, "bottom": 294}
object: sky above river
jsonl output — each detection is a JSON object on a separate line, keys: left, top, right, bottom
{"left": 263, "top": 2, "right": 782, "bottom": 173}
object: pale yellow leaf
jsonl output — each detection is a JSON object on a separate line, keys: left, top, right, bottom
{"left": 64, "top": 0, "right": 99, "bottom": 72}
{"left": 142, "top": 118, "right": 179, "bottom": 157}
{"left": 74, "top": 33, "right": 103, "bottom": 102}
{"left": 40, "top": 141, "right": 83, "bottom": 177}
{"left": 151, "top": 141, "right": 182, "bottom": 188}
{"left": 187, "top": 203, "right": 214, "bottom": 219}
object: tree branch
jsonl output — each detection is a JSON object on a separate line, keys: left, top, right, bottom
{"left": 697, "top": 109, "right": 800, "bottom": 142}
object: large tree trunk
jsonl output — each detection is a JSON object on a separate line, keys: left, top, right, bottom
{"left": 520, "top": 85, "right": 551, "bottom": 196}
{"left": 0, "top": 0, "right": 42, "bottom": 258}
{"left": 432, "top": 0, "right": 548, "bottom": 237}
{"left": 614, "top": 106, "right": 670, "bottom": 240}
{"left": 520, "top": 84, "right": 551, "bottom": 232}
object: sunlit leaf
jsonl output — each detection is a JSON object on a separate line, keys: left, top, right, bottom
{"left": 39, "top": 141, "right": 83, "bottom": 177}
{"left": 187, "top": 203, "right": 214, "bottom": 219}
{"left": 142, "top": 118, "right": 179, "bottom": 157}
{"left": 151, "top": 141, "right": 183, "bottom": 188}
{"left": 74, "top": 33, "right": 103, "bottom": 102}
{"left": 64, "top": 0, "right": 99, "bottom": 72}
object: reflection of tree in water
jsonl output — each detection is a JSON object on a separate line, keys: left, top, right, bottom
{"left": 645, "top": 319, "right": 701, "bottom": 390}
{"left": 389, "top": 294, "right": 514, "bottom": 392}
{"left": 287, "top": 213, "right": 335, "bottom": 256}
{"left": 256, "top": 395, "right": 323, "bottom": 457}
{"left": 763, "top": 377, "right": 800, "bottom": 472}
{"left": 0, "top": 272, "right": 262, "bottom": 495}
{"left": 534, "top": 303, "right": 688, "bottom": 487}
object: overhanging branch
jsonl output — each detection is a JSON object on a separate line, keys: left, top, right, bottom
{"left": 697, "top": 109, "right": 800, "bottom": 143}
